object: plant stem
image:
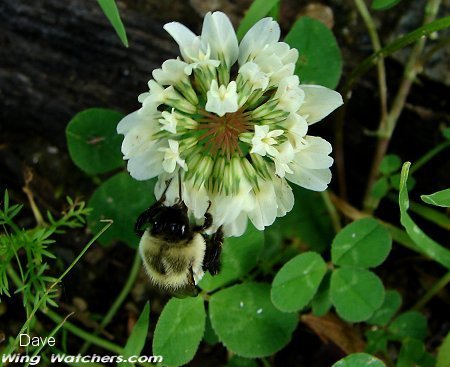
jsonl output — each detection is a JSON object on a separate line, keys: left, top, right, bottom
{"left": 413, "top": 270, "right": 450, "bottom": 310}
{"left": 410, "top": 140, "right": 450, "bottom": 173}
{"left": 363, "top": 0, "right": 442, "bottom": 211}
{"left": 335, "top": 0, "right": 387, "bottom": 202}
{"left": 6, "top": 263, "right": 32, "bottom": 320}
{"left": 353, "top": 0, "right": 388, "bottom": 128}
{"left": 79, "top": 249, "right": 142, "bottom": 354}
{"left": 387, "top": 193, "right": 450, "bottom": 230}
{"left": 321, "top": 191, "right": 341, "bottom": 232}
{"left": 44, "top": 309, "right": 123, "bottom": 354}
{"left": 23, "top": 168, "right": 46, "bottom": 226}
{"left": 8, "top": 220, "right": 113, "bottom": 351}
{"left": 342, "top": 16, "right": 450, "bottom": 97}
{"left": 333, "top": 102, "right": 349, "bottom": 200}
{"left": 26, "top": 312, "right": 74, "bottom": 367}
{"left": 51, "top": 220, "right": 113, "bottom": 293}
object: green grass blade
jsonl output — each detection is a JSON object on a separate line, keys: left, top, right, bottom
{"left": 399, "top": 162, "right": 450, "bottom": 270}
{"left": 119, "top": 302, "right": 150, "bottom": 367}
{"left": 24, "top": 312, "right": 74, "bottom": 367}
{"left": 421, "top": 188, "right": 450, "bottom": 208}
{"left": 97, "top": 0, "right": 129, "bottom": 47}
{"left": 344, "top": 16, "right": 450, "bottom": 93}
{"left": 409, "top": 200, "right": 450, "bottom": 229}
{"left": 236, "top": 0, "right": 280, "bottom": 41}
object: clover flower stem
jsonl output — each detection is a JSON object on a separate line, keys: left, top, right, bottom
{"left": 362, "top": 0, "right": 442, "bottom": 212}
{"left": 320, "top": 191, "right": 341, "bottom": 233}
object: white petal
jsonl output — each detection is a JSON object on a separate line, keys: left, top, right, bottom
{"left": 238, "top": 62, "right": 269, "bottom": 91}
{"left": 209, "top": 193, "right": 246, "bottom": 228}
{"left": 153, "top": 59, "right": 188, "bottom": 85}
{"left": 238, "top": 18, "right": 280, "bottom": 65}
{"left": 168, "top": 139, "right": 179, "bottom": 152}
{"left": 163, "top": 22, "right": 197, "bottom": 61}
{"left": 201, "top": 12, "right": 239, "bottom": 68}
{"left": 295, "top": 152, "right": 334, "bottom": 170}
{"left": 250, "top": 145, "right": 266, "bottom": 156}
{"left": 273, "top": 177, "right": 294, "bottom": 216}
{"left": 162, "top": 158, "right": 177, "bottom": 173}
{"left": 286, "top": 167, "right": 332, "bottom": 192}
{"left": 266, "top": 145, "right": 279, "bottom": 157}
{"left": 205, "top": 80, "right": 239, "bottom": 116}
{"left": 269, "top": 63, "right": 296, "bottom": 85}
{"left": 291, "top": 136, "right": 333, "bottom": 169}
{"left": 268, "top": 129, "right": 283, "bottom": 138}
{"left": 282, "top": 113, "right": 308, "bottom": 149}
{"left": 154, "top": 172, "right": 180, "bottom": 205}
{"left": 117, "top": 110, "right": 153, "bottom": 135}
{"left": 222, "top": 211, "right": 249, "bottom": 237}
{"left": 303, "top": 136, "right": 333, "bottom": 154}
{"left": 252, "top": 42, "right": 298, "bottom": 85}
{"left": 275, "top": 75, "right": 304, "bottom": 113}
{"left": 127, "top": 148, "right": 165, "bottom": 181}
{"left": 298, "top": 85, "right": 343, "bottom": 124}
{"left": 121, "top": 124, "right": 156, "bottom": 158}
{"left": 247, "top": 180, "right": 277, "bottom": 230}
{"left": 254, "top": 124, "right": 269, "bottom": 136}
{"left": 182, "top": 181, "right": 210, "bottom": 219}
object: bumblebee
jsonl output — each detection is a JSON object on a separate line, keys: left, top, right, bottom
{"left": 135, "top": 180, "right": 223, "bottom": 296}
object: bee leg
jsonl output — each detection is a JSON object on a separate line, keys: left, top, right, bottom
{"left": 173, "top": 266, "right": 199, "bottom": 298}
{"left": 188, "top": 265, "right": 196, "bottom": 287}
{"left": 135, "top": 203, "right": 161, "bottom": 237}
{"left": 203, "top": 226, "right": 223, "bottom": 276}
{"left": 135, "top": 179, "right": 173, "bottom": 236}
{"left": 193, "top": 201, "right": 213, "bottom": 232}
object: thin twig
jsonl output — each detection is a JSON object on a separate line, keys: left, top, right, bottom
{"left": 363, "top": 0, "right": 442, "bottom": 211}
{"left": 22, "top": 168, "right": 45, "bottom": 226}
{"left": 334, "top": 0, "right": 388, "bottom": 201}
{"left": 353, "top": 0, "right": 388, "bottom": 127}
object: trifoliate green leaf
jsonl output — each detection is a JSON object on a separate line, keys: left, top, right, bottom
{"left": 330, "top": 267, "right": 385, "bottom": 322}
{"left": 209, "top": 282, "right": 297, "bottom": 358}
{"left": 331, "top": 217, "right": 392, "bottom": 268}
{"left": 153, "top": 297, "right": 205, "bottom": 367}
{"left": 271, "top": 252, "right": 327, "bottom": 312}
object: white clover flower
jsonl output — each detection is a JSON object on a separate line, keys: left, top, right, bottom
{"left": 250, "top": 125, "right": 284, "bottom": 157}
{"left": 118, "top": 12, "right": 343, "bottom": 237}
{"left": 159, "top": 110, "right": 178, "bottom": 134}
{"left": 205, "top": 80, "right": 239, "bottom": 117}
{"left": 158, "top": 139, "right": 188, "bottom": 173}
{"left": 272, "top": 141, "right": 295, "bottom": 178}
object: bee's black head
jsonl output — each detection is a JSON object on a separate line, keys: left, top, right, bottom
{"left": 150, "top": 205, "right": 191, "bottom": 242}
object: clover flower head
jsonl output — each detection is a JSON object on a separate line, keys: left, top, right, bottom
{"left": 117, "top": 12, "right": 343, "bottom": 237}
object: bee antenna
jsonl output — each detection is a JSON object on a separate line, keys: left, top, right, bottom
{"left": 160, "top": 178, "right": 173, "bottom": 201}
{"left": 177, "top": 169, "right": 183, "bottom": 202}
